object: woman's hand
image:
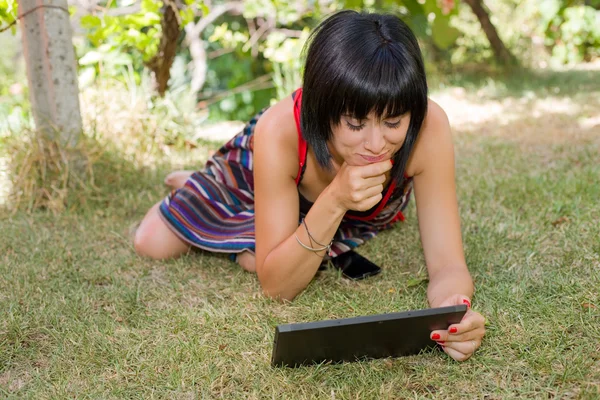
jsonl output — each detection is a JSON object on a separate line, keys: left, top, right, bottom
{"left": 430, "top": 294, "right": 486, "bottom": 362}
{"left": 327, "top": 160, "right": 392, "bottom": 212}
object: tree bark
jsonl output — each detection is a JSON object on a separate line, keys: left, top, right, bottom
{"left": 18, "top": 0, "right": 83, "bottom": 146}
{"left": 145, "top": 0, "right": 183, "bottom": 96}
{"left": 463, "top": 0, "right": 517, "bottom": 66}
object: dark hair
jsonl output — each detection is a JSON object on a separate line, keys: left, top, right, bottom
{"left": 300, "top": 10, "right": 428, "bottom": 183}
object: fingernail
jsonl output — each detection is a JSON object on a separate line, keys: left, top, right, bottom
{"left": 449, "top": 327, "right": 458, "bottom": 334}
{"left": 431, "top": 333, "right": 441, "bottom": 340}
{"left": 437, "top": 341, "right": 445, "bottom": 344}
{"left": 463, "top": 299, "right": 471, "bottom": 308}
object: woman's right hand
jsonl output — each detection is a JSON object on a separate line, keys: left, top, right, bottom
{"left": 327, "top": 160, "right": 393, "bottom": 212}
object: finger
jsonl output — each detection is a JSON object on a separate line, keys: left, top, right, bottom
{"left": 446, "top": 312, "right": 486, "bottom": 339}
{"left": 360, "top": 174, "right": 387, "bottom": 188}
{"left": 447, "top": 326, "right": 486, "bottom": 342}
{"left": 430, "top": 322, "right": 485, "bottom": 343}
{"left": 349, "top": 183, "right": 384, "bottom": 205}
{"left": 359, "top": 160, "right": 393, "bottom": 178}
{"left": 354, "top": 192, "right": 383, "bottom": 211}
{"left": 362, "top": 183, "right": 385, "bottom": 198}
{"left": 441, "top": 343, "right": 473, "bottom": 362}
{"left": 444, "top": 338, "right": 480, "bottom": 355}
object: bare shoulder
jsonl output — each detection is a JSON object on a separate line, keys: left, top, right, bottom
{"left": 406, "top": 99, "right": 453, "bottom": 177}
{"left": 254, "top": 94, "right": 299, "bottom": 179}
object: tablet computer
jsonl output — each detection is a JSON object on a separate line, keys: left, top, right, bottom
{"left": 271, "top": 304, "right": 467, "bottom": 367}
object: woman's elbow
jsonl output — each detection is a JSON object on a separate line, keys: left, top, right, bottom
{"left": 261, "top": 287, "right": 297, "bottom": 302}
{"left": 257, "top": 273, "right": 297, "bottom": 302}
{"left": 256, "top": 269, "right": 297, "bottom": 302}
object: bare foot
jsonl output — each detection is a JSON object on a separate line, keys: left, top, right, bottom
{"left": 237, "top": 251, "right": 256, "bottom": 273}
{"left": 164, "top": 170, "right": 195, "bottom": 190}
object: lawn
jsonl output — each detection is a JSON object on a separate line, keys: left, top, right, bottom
{"left": 1, "top": 67, "right": 599, "bottom": 398}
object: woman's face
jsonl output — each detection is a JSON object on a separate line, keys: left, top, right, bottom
{"left": 329, "top": 111, "right": 410, "bottom": 167}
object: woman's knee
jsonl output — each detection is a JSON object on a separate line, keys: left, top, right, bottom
{"left": 134, "top": 205, "right": 189, "bottom": 259}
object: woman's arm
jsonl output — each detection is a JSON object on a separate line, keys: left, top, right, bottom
{"left": 410, "top": 100, "right": 485, "bottom": 361}
{"left": 411, "top": 100, "right": 473, "bottom": 305}
{"left": 253, "top": 100, "right": 337, "bottom": 301}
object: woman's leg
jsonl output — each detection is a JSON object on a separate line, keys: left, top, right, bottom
{"left": 164, "top": 170, "right": 195, "bottom": 190}
{"left": 134, "top": 202, "right": 190, "bottom": 259}
{"left": 237, "top": 251, "right": 256, "bottom": 273}
{"left": 134, "top": 202, "right": 257, "bottom": 272}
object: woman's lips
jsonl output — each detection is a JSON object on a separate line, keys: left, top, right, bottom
{"left": 359, "top": 153, "right": 388, "bottom": 163}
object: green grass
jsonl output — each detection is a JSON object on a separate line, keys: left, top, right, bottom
{"left": 1, "top": 69, "right": 600, "bottom": 398}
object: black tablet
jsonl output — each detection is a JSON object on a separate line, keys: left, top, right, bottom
{"left": 271, "top": 304, "right": 467, "bottom": 367}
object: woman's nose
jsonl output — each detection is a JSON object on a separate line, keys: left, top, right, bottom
{"left": 364, "top": 128, "right": 385, "bottom": 154}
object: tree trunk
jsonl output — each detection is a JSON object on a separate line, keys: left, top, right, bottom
{"left": 463, "top": 0, "right": 517, "bottom": 66}
{"left": 145, "top": 1, "right": 182, "bottom": 96}
{"left": 18, "top": 0, "right": 83, "bottom": 146}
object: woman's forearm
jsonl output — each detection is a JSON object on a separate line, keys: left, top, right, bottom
{"left": 258, "top": 187, "right": 346, "bottom": 301}
{"left": 426, "top": 267, "right": 474, "bottom": 308}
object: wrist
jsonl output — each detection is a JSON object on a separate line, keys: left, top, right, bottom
{"left": 320, "top": 185, "right": 348, "bottom": 216}
{"left": 427, "top": 268, "right": 474, "bottom": 307}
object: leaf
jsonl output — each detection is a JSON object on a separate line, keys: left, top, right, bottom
{"left": 78, "top": 50, "right": 104, "bottom": 65}
{"left": 198, "top": 2, "right": 209, "bottom": 17}
{"left": 104, "top": 51, "right": 133, "bottom": 66}
{"left": 78, "top": 67, "right": 97, "bottom": 88}
{"left": 407, "top": 276, "right": 428, "bottom": 287}
{"left": 80, "top": 15, "right": 102, "bottom": 29}
{"left": 551, "top": 216, "right": 570, "bottom": 226}
{"left": 431, "top": 18, "right": 460, "bottom": 49}
{"left": 409, "top": 13, "right": 429, "bottom": 39}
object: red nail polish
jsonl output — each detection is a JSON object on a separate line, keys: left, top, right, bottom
{"left": 463, "top": 299, "right": 471, "bottom": 308}
{"left": 449, "top": 327, "right": 458, "bottom": 334}
{"left": 437, "top": 341, "right": 445, "bottom": 344}
{"left": 432, "top": 333, "right": 440, "bottom": 340}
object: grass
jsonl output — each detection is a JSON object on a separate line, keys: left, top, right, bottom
{"left": 1, "top": 67, "right": 600, "bottom": 398}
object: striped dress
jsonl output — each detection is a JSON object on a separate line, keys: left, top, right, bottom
{"left": 159, "top": 89, "right": 413, "bottom": 258}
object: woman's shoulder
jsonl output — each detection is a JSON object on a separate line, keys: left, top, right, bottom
{"left": 253, "top": 93, "right": 302, "bottom": 180}
{"left": 255, "top": 94, "right": 298, "bottom": 145}
{"left": 406, "top": 99, "right": 452, "bottom": 177}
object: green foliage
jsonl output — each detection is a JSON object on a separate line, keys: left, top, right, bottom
{"left": 264, "top": 28, "right": 310, "bottom": 101}
{"left": 77, "top": 0, "right": 162, "bottom": 84}
{"left": 76, "top": 0, "right": 206, "bottom": 85}
{"left": 541, "top": 2, "right": 600, "bottom": 63}
{"left": 0, "top": 0, "right": 17, "bottom": 34}
{"left": 449, "top": 0, "right": 599, "bottom": 67}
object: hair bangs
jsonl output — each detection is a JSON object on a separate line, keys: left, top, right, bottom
{"left": 331, "top": 45, "right": 426, "bottom": 125}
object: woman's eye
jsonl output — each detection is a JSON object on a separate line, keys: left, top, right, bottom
{"left": 346, "top": 121, "right": 365, "bottom": 131}
{"left": 384, "top": 120, "right": 401, "bottom": 129}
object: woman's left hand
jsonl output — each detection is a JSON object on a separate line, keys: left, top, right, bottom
{"left": 430, "top": 294, "right": 486, "bottom": 362}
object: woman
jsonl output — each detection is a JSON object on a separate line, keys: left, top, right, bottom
{"left": 134, "top": 10, "right": 486, "bottom": 361}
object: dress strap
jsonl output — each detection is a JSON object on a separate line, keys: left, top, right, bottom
{"left": 292, "top": 88, "right": 307, "bottom": 185}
